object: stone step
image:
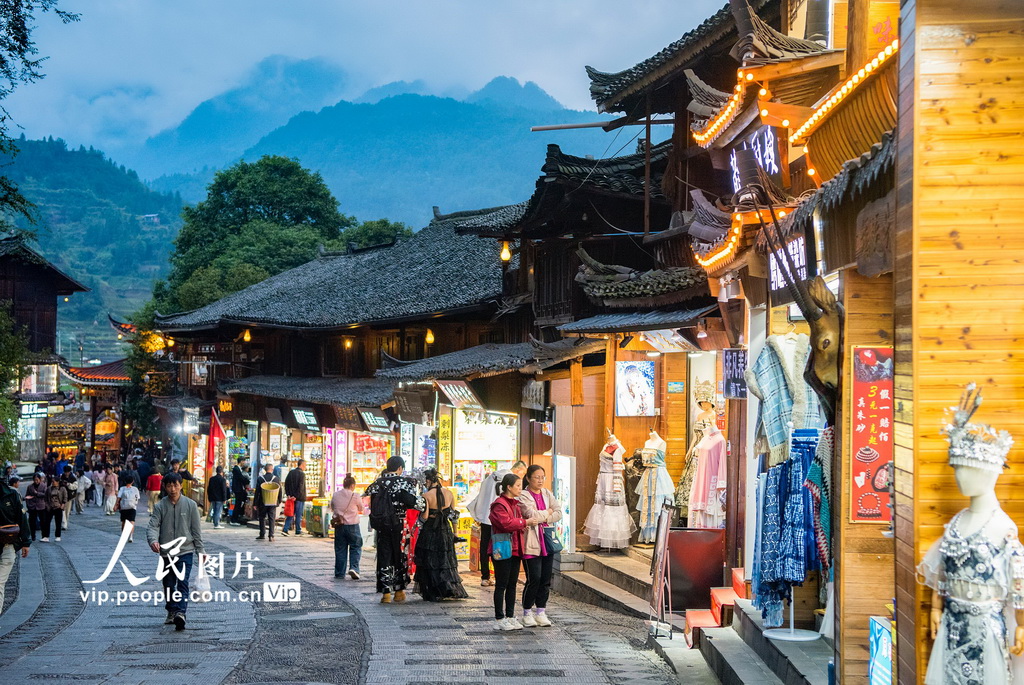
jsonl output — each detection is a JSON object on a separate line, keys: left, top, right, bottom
{"left": 731, "top": 599, "right": 832, "bottom": 685}
{"left": 626, "top": 543, "right": 654, "bottom": 566}
{"left": 552, "top": 569, "right": 651, "bottom": 619}
{"left": 710, "top": 586, "right": 740, "bottom": 626}
{"left": 581, "top": 551, "right": 654, "bottom": 602}
{"left": 698, "top": 626, "right": 784, "bottom": 685}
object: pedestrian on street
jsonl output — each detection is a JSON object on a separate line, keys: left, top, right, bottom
{"left": 24, "top": 473, "right": 46, "bottom": 541}
{"left": 0, "top": 474, "right": 30, "bottom": 614}
{"left": 489, "top": 473, "right": 541, "bottom": 631}
{"left": 60, "top": 468, "right": 77, "bottom": 529}
{"left": 116, "top": 478, "right": 141, "bottom": 543}
{"left": 73, "top": 444, "right": 87, "bottom": 473}
{"left": 123, "top": 458, "right": 142, "bottom": 491}
{"left": 517, "top": 465, "right": 561, "bottom": 628}
{"left": 329, "top": 474, "right": 364, "bottom": 579}
{"left": 230, "top": 457, "right": 250, "bottom": 526}
{"left": 148, "top": 473, "right": 204, "bottom": 631}
{"left": 73, "top": 469, "right": 90, "bottom": 514}
{"left": 414, "top": 468, "right": 468, "bottom": 602}
{"left": 282, "top": 458, "right": 307, "bottom": 536}
{"left": 207, "top": 466, "right": 230, "bottom": 529}
{"left": 103, "top": 467, "right": 118, "bottom": 514}
{"left": 466, "top": 461, "right": 527, "bottom": 587}
{"left": 43, "top": 475, "right": 68, "bottom": 543}
{"left": 365, "top": 456, "right": 424, "bottom": 604}
{"left": 253, "top": 463, "right": 281, "bottom": 542}
{"left": 161, "top": 460, "right": 197, "bottom": 497}
{"left": 145, "top": 469, "right": 163, "bottom": 514}
{"left": 55, "top": 453, "right": 68, "bottom": 478}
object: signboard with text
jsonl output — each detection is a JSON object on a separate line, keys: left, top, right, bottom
{"left": 357, "top": 407, "right": 392, "bottom": 434}
{"left": 722, "top": 349, "right": 748, "bottom": 399}
{"left": 436, "top": 380, "right": 484, "bottom": 411}
{"left": 850, "top": 346, "right": 894, "bottom": 523}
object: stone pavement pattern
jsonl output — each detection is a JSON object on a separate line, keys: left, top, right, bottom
{"left": 0, "top": 502, "right": 680, "bottom": 684}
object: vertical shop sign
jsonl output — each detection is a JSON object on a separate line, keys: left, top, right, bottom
{"left": 850, "top": 345, "right": 894, "bottom": 523}
{"left": 400, "top": 423, "right": 414, "bottom": 462}
{"left": 722, "top": 349, "right": 748, "bottom": 399}
{"left": 438, "top": 413, "right": 453, "bottom": 483}
{"left": 323, "top": 428, "right": 335, "bottom": 496}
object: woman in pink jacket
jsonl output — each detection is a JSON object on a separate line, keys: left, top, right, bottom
{"left": 488, "top": 473, "right": 543, "bottom": 631}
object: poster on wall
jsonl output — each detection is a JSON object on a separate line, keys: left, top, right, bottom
{"left": 615, "top": 360, "right": 656, "bottom": 417}
{"left": 850, "top": 345, "right": 895, "bottom": 523}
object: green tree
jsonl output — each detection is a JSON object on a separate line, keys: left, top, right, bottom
{"left": 0, "top": 303, "right": 29, "bottom": 463}
{"left": 341, "top": 218, "right": 412, "bottom": 250}
{"left": 175, "top": 265, "right": 225, "bottom": 311}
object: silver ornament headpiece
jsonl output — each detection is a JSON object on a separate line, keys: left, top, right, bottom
{"left": 943, "top": 383, "right": 1013, "bottom": 474}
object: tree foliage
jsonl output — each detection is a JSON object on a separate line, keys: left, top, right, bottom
{"left": 0, "top": 302, "right": 29, "bottom": 462}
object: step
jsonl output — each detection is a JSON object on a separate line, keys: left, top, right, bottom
{"left": 626, "top": 544, "right": 654, "bottom": 566}
{"left": 732, "top": 599, "right": 832, "bottom": 685}
{"left": 698, "top": 626, "right": 784, "bottom": 685}
{"left": 582, "top": 551, "right": 654, "bottom": 602}
{"left": 647, "top": 633, "right": 721, "bottom": 684}
{"left": 684, "top": 609, "right": 720, "bottom": 648}
{"left": 552, "top": 569, "right": 651, "bottom": 619}
{"left": 732, "top": 567, "right": 747, "bottom": 599}
{"left": 711, "top": 586, "right": 740, "bottom": 626}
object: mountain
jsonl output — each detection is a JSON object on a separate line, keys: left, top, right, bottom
{"left": 123, "top": 56, "right": 350, "bottom": 179}
{"left": 355, "top": 79, "right": 469, "bottom": 104}
{"left": 464, "top": 76, "right": 565, "bottom": 111}
{"left": 5, "top": 136, "right": 184, "bottom": 362}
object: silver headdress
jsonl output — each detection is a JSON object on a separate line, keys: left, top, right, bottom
{"left": 943, "top": 383, "right": 1013, "bottom": 473}
{"left": 694, "top": 380, "right": 716, "bottom": 408}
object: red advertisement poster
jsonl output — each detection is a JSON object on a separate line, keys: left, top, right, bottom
{"left": 850, "top": 346, "right": 894, "bottom": 523}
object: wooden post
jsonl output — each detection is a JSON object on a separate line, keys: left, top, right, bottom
{"left": 644, "top": 92, "right": 652, "bottom": 237}
{"left": 570, "top": 358, "right": 584, "bottom": 407}
{"left": 846, "top": 0, "right": 871, "bottom": 75}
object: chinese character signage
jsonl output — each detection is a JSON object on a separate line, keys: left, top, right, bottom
{"left": 730, "top": 126, "right": 781, "bottom": 193}
{"left": 850, "top": 345, "right": 894, "bottom": 523}
{"left": 722, "top": 348, "right": 748, "bottom": 399}
{"left": 291, "top": 406, "right": 320, "bottom": 431}
{"left": 438, "top": 411, "right": 453, "bottom": 482}
{"left": 357, "top": 407, "right": 391, "bottom": 434}
{"left": 436, "top": 380, "right": 484, "bottom": 411}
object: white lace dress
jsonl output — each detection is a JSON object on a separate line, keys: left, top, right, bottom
{"left": 583, "top": 443, "right": 636, "bottom": 548}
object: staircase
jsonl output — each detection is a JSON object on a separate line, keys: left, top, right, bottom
{"left": 553, "top": 547, "right": 675, "bottom": 622}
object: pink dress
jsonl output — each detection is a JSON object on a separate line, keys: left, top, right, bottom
{"left": 688, "top": 432, "right": 727, "bottom": 529}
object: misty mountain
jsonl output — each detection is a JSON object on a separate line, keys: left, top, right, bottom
{"left": 464, "top": 76, "right": 565, "bottom": 111}
{"left": 123, "top": 56, "right": 351, "bottom": 179}
{"left": 354, "top": 79, "right": 469, "bottom": 104}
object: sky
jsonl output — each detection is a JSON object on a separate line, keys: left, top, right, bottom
{"left": 13, "top": 0, "right": 725, "bottom": 155}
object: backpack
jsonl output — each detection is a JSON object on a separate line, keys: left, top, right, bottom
{"left": 368, "top": 481, "right": 398, "bottom": 531}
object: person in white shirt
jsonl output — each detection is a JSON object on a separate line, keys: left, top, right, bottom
{"left": 74, "top": 469, "right": 90, "bottom": 514}
{"left": 465, "top": 460, "right": 526, "bottom": 586}
{"left": 115, "top": 479, "right": 141, "bottom": 543}
{"left": 329, "top": 474, "right": 365, "bottom": 579}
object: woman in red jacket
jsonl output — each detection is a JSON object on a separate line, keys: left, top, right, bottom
{"left": 488, "top": 473, "right": 543, "bottom": 631}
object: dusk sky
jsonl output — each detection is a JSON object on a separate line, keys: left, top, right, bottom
{"left": 15, "top": 0, "right": 724, "bottom": 156}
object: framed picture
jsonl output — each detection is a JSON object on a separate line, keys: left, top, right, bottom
{"left": 615, "top": 360, "right": 656, "bottom": 417}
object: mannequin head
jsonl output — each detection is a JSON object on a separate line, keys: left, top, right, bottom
{"left": 954, "top": 464, "right": 1000, "bottom": 498}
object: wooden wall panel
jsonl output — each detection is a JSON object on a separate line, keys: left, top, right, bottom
{"left": 835, "top": 269, "right": 896, "bottom": 683}
{"left": 897, "top": 5, "right": 1024, "bottom": 683}
{"left": 551, "top": 373, "right": 606, "bottom": 535}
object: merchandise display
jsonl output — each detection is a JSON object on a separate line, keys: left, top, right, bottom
{"left": 451, "top": 410, "right": 517, "bottom": 506}
{"left": 583, "top": 434, "right": 636, "bottom": 548}
{"left": 635, "top": 430, "right": 674, "bottom": 543}
{"left": 350, "top": 431, "right": 392, "bottom": 491}
{"left": 687, "top": 425, "right": 727, "bottom": 529}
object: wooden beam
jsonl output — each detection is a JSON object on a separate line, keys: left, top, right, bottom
{"left": 743, "top": 50, "right": 846, "bottom": 83}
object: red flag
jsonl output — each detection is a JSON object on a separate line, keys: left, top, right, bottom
{"left": 208, "top": 408, "right": 225, "bottom": 475}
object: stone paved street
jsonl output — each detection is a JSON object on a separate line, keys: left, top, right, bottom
{"left": 0, "top": 503, "right": 680, "bottom": 685}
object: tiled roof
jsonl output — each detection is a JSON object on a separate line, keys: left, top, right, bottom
{"left": 221, "top": 375, "right": 396, "bottom": 408}
{"left": 59, "top": 359, "right": 130, "bottom": 387}
{"left": 575, "top": 247, "right": 708, "bottom": 305}
{"left": 558, "top": 305, "right": 718, "bottom": 334}
{"left": 0, "top": 236, "right": 88, "bottom": 295}
{"left": 756, "top": 130, "right": 896, "bottom": 252}
{"left": 156, "top": 209, "right": 507, "bottom": 331}
{"left": 376, "top": 338, "right": 607, "bottom": 382}
{"left": 47, "top": 408, "right": 89, "bottom": 429}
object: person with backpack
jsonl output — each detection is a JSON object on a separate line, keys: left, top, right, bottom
{"left": 253, "top": 463, "right": 281, "bottom": 542}
{"left": 230, "top": 457, "right": 250, "bottom": 526}
{"left": 24, "top": 473, "right": 47, "bottom": 541}
{"left": 364, "top": 456, "right": 424, "bottom": 604}
{"left": 43, "top": 475, "right": 68, "bottom": 543}
{"left": 0, "top": 474, "right": 30, "bottom": 614}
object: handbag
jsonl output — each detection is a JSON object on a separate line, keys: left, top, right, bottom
{"left": 0, "top": 524, "right": 20, "bottom": 545}
{"left": 491, "top": 532, "right": 513, "bottom": 561}
{"left": 543, "top": 526, "right": 563, "bottom": 554}
{"left": 283, "top": 497, "right": 295, "bottom": 517}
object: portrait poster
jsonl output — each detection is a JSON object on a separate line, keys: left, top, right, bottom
{"left": 615, "top": 360, "right": 656, "bottom": 417}
{"left": 850, "top": 345, "right": 895, "bottom": 523}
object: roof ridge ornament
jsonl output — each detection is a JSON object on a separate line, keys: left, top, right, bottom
{"left": 729, "top": 0, "right": 832, "bottom": 65}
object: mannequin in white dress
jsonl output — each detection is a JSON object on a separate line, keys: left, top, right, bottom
{"left": 636, "top": 430, "right": 673, "bottom": 542}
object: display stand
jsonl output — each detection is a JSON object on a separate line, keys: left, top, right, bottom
{"left": 647, "top": 504, "right": 674, "bottom": 639}
{"left": 763, "top": 598, "right": 820, "bottom": 642}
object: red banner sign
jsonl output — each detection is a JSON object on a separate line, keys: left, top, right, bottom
{"left": 850, "top": 345, "right": 894, "bottom": 523}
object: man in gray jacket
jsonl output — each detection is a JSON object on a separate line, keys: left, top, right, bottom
{"left": 147, "top": 473, "right": 205, "bottom": 630}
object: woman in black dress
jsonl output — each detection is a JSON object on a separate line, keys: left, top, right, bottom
{"left": 414, "top": 468, "right": 468, "bottom": 601}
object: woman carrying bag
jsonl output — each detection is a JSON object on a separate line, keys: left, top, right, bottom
{"left": 488, "top": 473, "right": 544, "bottom": 631}
{"left": 517, "top": 464, "right": 562, "bottom": 627}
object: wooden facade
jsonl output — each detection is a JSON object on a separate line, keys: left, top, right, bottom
{"left": 894, "top": 2, "right": 1024, "bottom": 682}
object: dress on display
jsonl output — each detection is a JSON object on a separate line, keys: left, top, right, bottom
{"left": 675, "top": 418, "right": 714, "bottom": 519}
{"left": 636, "top": 432, "right": 674, "bottom": 543}
{"left": 687, "top": 430, "right": 727, "bottom": 529}
{"left": 583, "top": 438, "right": 636, "bottom": 548}
{"left": 919, "top": 509, "right": 1024, "bottom": 685}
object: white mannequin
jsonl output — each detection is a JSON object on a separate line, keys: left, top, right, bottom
{"left": 929, "top": 464, "right": 1024, "bottom": 655}
{"left": 645, "top": 430, "right": 667, "bottom": 451}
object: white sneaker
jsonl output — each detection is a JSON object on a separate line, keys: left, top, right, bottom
{"left": 493, "top": 618, "right": 510, "bottom": 631}
{"left": 348, "top": 569, "right": 360, "bottom": 580}
{"left": 40, "top": 537, "right": 48, "bottom": 542}
{"left": 55, "top": 537, "right": 61, "bottom": 542}
{"left": 508, "top": 617, "right": 524, "bottom": 630}
{"left": 521, "top": 611, "right": 538, "bottom": 627}
{"left": 534, "top": 610, "right": 553, "bottom": 627}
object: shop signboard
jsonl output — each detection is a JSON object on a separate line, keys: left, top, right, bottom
{"left": 615, "top": 360, "right": 656, "bottom": 417}
{"left": 436, "top": 380, "right": 484, "bottom": 411}
{"left": 868, "top": 616, "right": 894, "bottom": 685}
{"left": 553, "top": 454, "right": 576, "bottom": 553}
{"left": 729, "top": 125, "right": 782, "bottom": 193}
{"left": 332, "top": 429, "right": 348, "bottom": 491}
{"left": 358, "top": 407, "right": 392, "bottom": 434}
{"left": 324, "top": 428, "right": 336, "bottom": 495}
{"left": 394, "top": 390, "right": 431, "bottom": 424}
{"left": 768, "top": 233, "right": 818, "bottom": 306}
{"left": 291, "top": 406, "right": 320, "bottom": 431}
{"left": 722, "top": 349, "right": 748, "bottom": 399}
{"left": 850, "top": 345, "right": 895, "bottom": 523}
{"left": 20, "top": 402, "right": 48, "bottom": 419}
{"left": 399, "top": 423, "right": 414, "bottom": 462}
{"left": 183, "top": 407, "right": 200, "bottom": 434}
{"left": 438, "top": 412, "right": 453, "bottom": 483}
{"left": 521, "top": 380, "right": 545, "bottom": 411}
{"left": 333, "top": 405, "right": 364, "bottom": 431}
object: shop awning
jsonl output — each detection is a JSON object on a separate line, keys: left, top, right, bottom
{"left": 376, "top": 338, "right": 606, "bottom": 383}
{"left": 557, "top": 305, "right": 719, "bottom": 335}
{"left": 221, "top": 375, "right": 396, "bottom": 409}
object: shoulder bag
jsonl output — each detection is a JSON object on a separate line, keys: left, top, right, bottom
{"left": 491, "top": 532, "right": 513, "bottom": 561}
{"left": 543, "top": 526, "right": 564, "bottom": 554}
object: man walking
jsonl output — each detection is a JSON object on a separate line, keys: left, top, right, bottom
{"left": 207, "top": 466, "right": 230, "bottom": 529}
{"left": 253, "top": 463, "right": 281, "bottom": 542}
{"left": 365, "top": 456, "right": 424, "bottom": 603}
{"left": 148, "top": 473, "right": 204, "bottom": 631}
{"left": 0, "top": 474, "right": 30, "bottom": 614}
{"left": 282, "top": 459, "right": 307, "bottom": 536}
{"left": 230, "top": 457, "right": 250, "bottom": 526}
{"left": 24, "top": 473, "right": 46, "bottom": 541}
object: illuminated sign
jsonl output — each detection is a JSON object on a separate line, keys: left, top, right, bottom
{"left": 358, "top": 407, "right": 391, "bottom": 434}
{"left": 291, "top": 406, "right": 320, "bottom": 431}
{"left": 769, "top": 235, "right": 808, "bottom": 292}
{"left": 731, "top": 126, "right": 781, "bottom": 193}
{"left": 20, "top": 402, "right": 48, "bottom": 419}
{"left": 218, "top": 400, "right": 234, "bottom": 413}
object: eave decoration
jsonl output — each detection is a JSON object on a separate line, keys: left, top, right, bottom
{"left": 575, "top": 247, "right": 709, "bottom": 308}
